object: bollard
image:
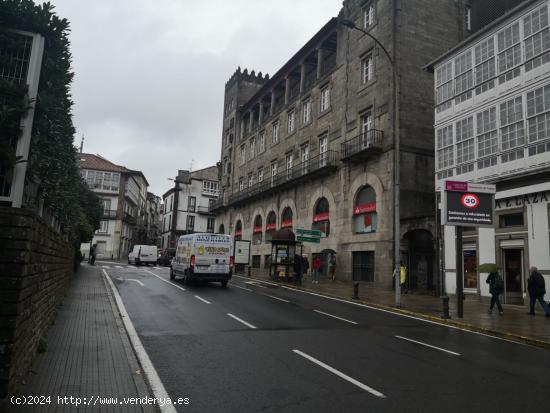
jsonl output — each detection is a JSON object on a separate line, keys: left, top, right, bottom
{"left": 247, "top": 266, "right": 251, "bottom": 277}
{"left": 442, "top": 295, "right": 450, "bottom": 319}
{"left": 353, "top": 282, "right": 359, "bottom": 299}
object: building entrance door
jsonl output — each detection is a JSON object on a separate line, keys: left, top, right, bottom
{"left": 502, "top": 248, "right": 524, "bottom": 304}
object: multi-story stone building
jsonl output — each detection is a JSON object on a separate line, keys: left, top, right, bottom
{"left": 212, "top": 0, "right": 475, "bottom": 288}
{"left": 428, "top": 0, "right": 550, "bottom": 304}
{"left": 79, "top": 153, "right": 149, "bottom": 259}
{"left": 146, "top": 192, "right": 162, "bottom": 247}
{"left": 161, "top": 167, "right": 219, "bottom": 250}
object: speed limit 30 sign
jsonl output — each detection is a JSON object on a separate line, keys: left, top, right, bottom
{"left": 461, "top": 193, "right": 480, "bottom": 209}
{"left": 442, "top": 181, "right": 495, "bottom": 227}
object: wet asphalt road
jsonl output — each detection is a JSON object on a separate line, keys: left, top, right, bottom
{"left": 102, "top": 264, "right": 550, "bottom": 413}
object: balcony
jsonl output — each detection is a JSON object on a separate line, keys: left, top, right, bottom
{"left": 197, "top": 206, "right": 215, "bottom": 215}
{"left": 228, "top": 150, "right": 339, "bottom": 207}
{"left": 209, "top": 198, "right": 226, "bottom": 213}
{"left": 341, "top": 130, "right": 384, "bottom": 162}
{"left": 102, "top": 209, "right": 117, "bottom": 219}
{"left": 123, "top": 212, "right": 137, "bottom": 225}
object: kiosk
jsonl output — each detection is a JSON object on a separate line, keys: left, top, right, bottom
{"left": 269, "top": 229, "right": 302, "bottom": 281}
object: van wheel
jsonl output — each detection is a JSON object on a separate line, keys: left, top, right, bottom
{"left": 221, "top": 280, "right": 228, "bottom": 288}
{"left": 170, "top": 268, "right": 175, "bottom": 280}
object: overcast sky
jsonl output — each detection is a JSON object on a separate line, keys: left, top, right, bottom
{"left": 47, "top": 0, "right": 340, "bottom": 196}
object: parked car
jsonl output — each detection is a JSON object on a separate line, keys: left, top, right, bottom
{"left": 128, "top": 245, "right": 158, "bottom": 265}
{"left": 157, "top": 248, "right": 175, "bottom": 267}
{"left": 171, "top": 233, "right": 233, "bottom": 287}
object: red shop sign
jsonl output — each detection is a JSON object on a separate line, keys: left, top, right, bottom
{"left": 364, "top": 214, "right": 372, "bottom": 226}
{"left": 281, "top": 219, "right": 293, "bottom": 228}
{"left": 234, "top": 229, "right": 242, "bottom": 236}
{"left": 313, "top": 212, "right": 330, "bottom": 222}
{"left": 266, "top": 223, "right": 277, "bottom": 231}
{"left": 353, "top": 202, "right": 376, "bottom": 215}
{"left": 253, "top": 226, "right": 263, "bottom": 233}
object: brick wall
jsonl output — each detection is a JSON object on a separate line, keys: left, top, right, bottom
{"left": 0, "top": 207, "right": 74, "bottom": 398}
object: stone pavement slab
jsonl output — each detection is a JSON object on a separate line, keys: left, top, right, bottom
{"left": 12, "top": 264, "right": 156, "bottom": 412}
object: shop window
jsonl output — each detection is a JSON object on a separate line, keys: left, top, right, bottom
{"left": 499, "top": 212, "right": 524, "bottom": 227}
{"left": 463, "top": 249, "right": 478, "bottom": 289}
{"left": 235, "top": 220, "right": 243, "bottom": 241}
{"left": 253, "top": 215, "right": 263, "bottom": 245}
{"left": 312, "top": 197, "right": 330, "bottom": 236}
{"left": 353, "top": 185, "right": 377, "bottom": 233}
{"left": 265, "top": 211, "right": 277, "bottom": 243}
{"left": 281, "top": 207, "right": 293, "bottom": 229}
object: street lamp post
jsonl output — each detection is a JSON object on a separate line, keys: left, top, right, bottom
{"left": 338, "top": 18, "right": 401, "bottom": 306}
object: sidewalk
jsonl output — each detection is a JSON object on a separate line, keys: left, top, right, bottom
{"left": 13, "top": 264, "right": 156, "bottom": 412}
{"left": 245, "top": 270, "right": 550, "bottom": 348}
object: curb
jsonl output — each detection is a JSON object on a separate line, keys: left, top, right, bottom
{"left": 236, "top": 275, "right": 550, "bottom": 350}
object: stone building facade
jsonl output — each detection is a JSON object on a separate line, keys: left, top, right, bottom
{"left": 212, "top": 0, "right": 472, "bottom": 288}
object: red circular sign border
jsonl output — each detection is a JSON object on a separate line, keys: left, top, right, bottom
{"left": 461, "top": 193, "right": 479, "bottom": 209}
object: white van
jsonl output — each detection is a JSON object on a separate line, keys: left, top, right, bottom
{"left": 128, "top": 245, "right": 158, "bottom": 265}
{"left": 171, "top": 233, "right": 233, "bottom": 287}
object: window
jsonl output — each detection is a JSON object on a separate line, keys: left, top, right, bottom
{"left": 234, "top": 220, "right": 242, "bottom": 240}
{"left": 97, "top": 220, "right": 109, "bottom": 233}
{"left": 463, "top": 249, "right": 477, "bottom": 289}
{"left": 253, "top": 215, "right": 263, "bottom": 245}
{"left": 271, "top": 162, "right": 278, "bottom": 185}
{"left": 272, "top": 121, "right": 280, "bottom": 144}
{"left": 287, "top": 110, "right": 295, "bottom": 134}
{"left": 524, "top": 5, "right": 550, "bottom": 71}
{"left": 495, "top": 23, "right": 520, "bottom": 84}
{"left": 281, "top": 207, "right": 293, "bottom": 229}
{"left": 286, "top": 153, "right": 293, "bottom": 180}
{"left": 265, "top": 211, "right": 277, "bottom": 242}
{"left": 302, "top": 99, "right": 311, "bottom": 124}
{"left": 361, "top": 54, "right": 373, "bottom": 84}
{"left": 259, "top": 131, "right": 265, "bottom": 152}
{"left": 82, "top": 170, "right": 120, "bottom": 192}
{"left": 363, "top": 3, "right": 374, "bottom": 29}
{"left": 474, "top": 37, "right": 495, "bottom": 93}
{"left": 436, "top": 61, "right": 454, "bottom": 112}
{"left": 100, "top": 199, "right": 112, "bottom": 213}
{"left": 319, "top": 134, "right": 328, "bottom": 167}
{"left": 187, "top": 196, "right": 196, "bottom": 212}
{"left": 207, "top": 217, "right": 215, "bottom": 233}
{"left": 301, "top": 144, "right": 310, "bottom": 175}
{"left": 454, "top": 50, "right": 473, "bottom": 102}
{"left": 500, "top": 96, "right": 525, "bottom": 151}
{"left": 499, "top": 212, "right": 524, "bottom": 227}
{"left": 477, "top": 106, "right": 498, "bottom": 163}
{"left": 240, "top": 144, "right": 246, "bottom": 165}
{"left": 353, "top": 185, "right": 377, "bottom": 234}
{"left": 249, "top": 137, "right": 255, "bottom": 158}
{"left": 186, "top": 215, "right": 195, "bottom": 232}
{"left": 248, "top": 173, "right": 254, "bottom": 189}
{"left": 320, "top": 86, "right": 330, "bottom": 112}
{"left": 239, "top": 177, "right": 244, "bottom": 191}
{"left": 218, "top": 224, "right": 225, "bottom": 234}
{"left": 436, "top": 125, "right": 454, "bottom": 171}
{"left": 312, "top": 197, "right": 330, "bottom": 236}
{"left": 526, "top": 84, "right": 550, "bottom": 144}
{"left": 465, "top": 6, "right": 472, "bottom": 31}
{"left": 258, "top": 168, "right": 264, "bottom": 183}
{"left": 202, "top": 180, "right": 218, "bottom": 195}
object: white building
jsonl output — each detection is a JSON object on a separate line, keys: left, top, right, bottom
{"left": 161, "top": 167, "right": 219, "bottom": 250}
{"left": 79, "top": 154, "right": 149, "bottom": 260}
{"left": 428, "top": 0, "right": 550, "bottom": 304}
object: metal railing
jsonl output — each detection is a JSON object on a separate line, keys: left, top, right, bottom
{"left": 209, "top": 198, "right": 226, "bottom": 212}
{"left": 123, "top": 212, "right": 137, "bottom": 225}
{"left": 341, "top": 129, "right": 384, "bottom": 160}
{"left": 197, "top": 206, "right": 214, "bottom": 215}
{"left": 102, "top": 210, "right": 117, "bottom": 219}
{"left": 228, "top": 150, "right": 339, "bottom": 205}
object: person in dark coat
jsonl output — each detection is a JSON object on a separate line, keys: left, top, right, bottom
{"left": 527, "top": 267, "right": 550, "bottom": 316}
{"left": 486, "top": 271, "right": 503, "bottom": 315}
{"left": 89, "top": 244, "right": 97, "bottom": 265}
{"left": 293, "top": 255, "right": 304, "bottom": 285}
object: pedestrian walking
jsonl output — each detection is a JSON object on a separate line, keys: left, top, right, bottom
{"left": 302, "top": 255, "right": 310, "bottom": 277}
{"left": 89, "top": 244, "right": 97, "bottom": 266}
{"left": 312, "top": 256, "right": 321, "bottom": 284}
{"left": 527, "top": 267, "right": 550, "bottom": 317}
{"left": 486, "top": 271, "right": 504, "bottom": 315}
{"left": 293, "top": 255, "right": 304, "bottom": 285}
{"left": 400, "top": 262, "right": 408, "bottom": 294}
{"left": 329, "top": 254, "right": 336, "bottom": 282}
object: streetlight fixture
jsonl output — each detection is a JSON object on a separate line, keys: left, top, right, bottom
{"left": 338, "top": 18, "right": 401, "bottom": 306}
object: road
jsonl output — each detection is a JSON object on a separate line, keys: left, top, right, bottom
{"left": 100, "top": 263, "right": 550, "bottom": 413}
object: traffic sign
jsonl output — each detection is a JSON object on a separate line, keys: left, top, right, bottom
{"left": 297, "top": 236, "right": 321, "bottom": 243}
{"left": 296, "top": 228, "right": 322, "bottom": 237}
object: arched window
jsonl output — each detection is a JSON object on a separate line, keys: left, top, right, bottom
{"left": 253, "top": 215, "right": 263, "bottom": 244}
{"left": 265, "top": 211, "right": 277, "bottom": 242}
{"left": 353, "top": 185, "right": 377, "bottom": 233}
{"left": 235, "top": 220, "right": 243, "bottom": 241}
{"left": 218, "top": 224, "right": 225, "bottom": 234}
{"left": 312, "top": 197, "right": 330, "bottom": 236}
{"left": 281, "top": 207, "right": 293, "bottom": 229}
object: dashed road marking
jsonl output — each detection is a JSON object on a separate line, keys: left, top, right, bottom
{"left": 142, "top": 269, "right": 186, "bottom": 292}
{"left": 194, "top": 295, "right": 211, "bottom": 304}
{"left": 395, "top": 335, "right": 461, "bottom": 356}
{"left": 263, "top": 294, "right": 290, "bottom": 303}
{"left": 313, "top": 309, "right": 358, "bottom": 325}
{"left": 227, "top": 313, "right": 257, "bottom": 329}
{"left": 232, "top": 284, "right": 253, "bottom": 292}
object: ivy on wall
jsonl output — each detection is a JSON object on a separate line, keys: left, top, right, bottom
{"left": 0, "top": 0, "right": 101, "bottom": 245}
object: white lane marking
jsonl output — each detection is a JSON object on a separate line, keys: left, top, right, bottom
{"left": 263, "top": 294, "right": 290, "bottom": 303}
{"left": 194, "top": 295, "right": 211, "bottom": 304}
{"left": 292, "top": 349, "right": 386, "bottom": 398}
{"left": 395, "top": 335, "right": 461, "bottom": 356}
{"left": 232, "top": 284, "right": 253, "bottom": 292}
{"left": 141, "top": 268, "right": 186, "bottom": 292}
{"left": 115, "top": 265, "right": 123, "bottom": 269}
{"left": 313, "top": 309, "right": 358, "bottom": 325}
{"left": 102, "top": 265, "right": 110, "bottom": 268}
{"left": 232, "top": 275, "right": 524, "bottom": 346}
{"left": 102, "top": 270, "right": 177, "bottom": 413}
{"left": 245, "top": 281, "right": 268, "bottom": 289}
{"left": 127, "top": 279, "right": 145, "bottom": 287}
{"left": 227, "top": 313, "right": 257, "bottom": 329}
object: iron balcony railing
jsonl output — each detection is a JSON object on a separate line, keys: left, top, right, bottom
{"left": 209, "top": 197, "right": 226, "bottom": 212}
{"left": 102, "top": 210, "right": 117, "bottom": 219}
{"left": 228, "top": 150, "right": 339, "bottom": 206}
{"left": 197, "top": 206, "right": 215, "bottom": 215}
{"left": 341, "top": 129, "right": 384, "bottom": 160}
